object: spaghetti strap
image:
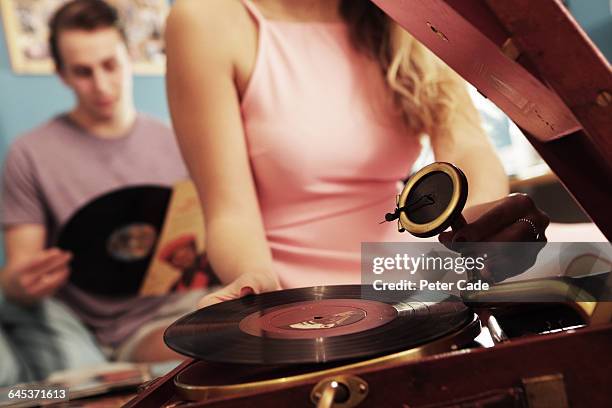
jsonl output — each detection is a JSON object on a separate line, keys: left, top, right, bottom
{"left": 240, "top": 0, "right": 266, "bottom": 25}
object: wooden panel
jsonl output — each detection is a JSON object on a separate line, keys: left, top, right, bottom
{"left": 372, "top": 0, "right": 612, "bottom": 239}
{"left": 370, "top": 0, "right": 581, "bottom": 140}
{"left": 486, "top": 0, "right": 612, "bottom": 156}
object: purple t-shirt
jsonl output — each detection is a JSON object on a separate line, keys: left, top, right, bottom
{"left": 1, "top": 114, "right": 190, "bottom": 346}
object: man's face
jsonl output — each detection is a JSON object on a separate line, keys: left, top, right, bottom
{"left": 58, "top": 27, "right": 132, "bottom": 121}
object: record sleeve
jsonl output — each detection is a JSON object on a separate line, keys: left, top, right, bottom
{"left": 57, "top": 181, "right": 215, "bottom": 297}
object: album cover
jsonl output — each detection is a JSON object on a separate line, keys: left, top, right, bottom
{"left": 140, "top": 180, "right": 214, "bottom": 296}
{"left": 58, "top": 180, "right": 218, "bottom": 297}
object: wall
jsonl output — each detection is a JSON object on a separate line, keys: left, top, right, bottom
{"left": 567, "top": 0, "right": 612, "bottom": 59}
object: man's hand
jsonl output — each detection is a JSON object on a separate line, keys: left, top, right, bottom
{"left": 198, "top": 272, "right": 281, "bottom": 308}
{"left": 439, "top": 193, "right": 550, "bottom": 283}
{"left": 1, "top": 248, "right": 72, "bottom": 305}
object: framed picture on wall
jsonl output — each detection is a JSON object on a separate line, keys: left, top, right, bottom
{"left": 0, "top": 0, "right": 169, "bottom": 75}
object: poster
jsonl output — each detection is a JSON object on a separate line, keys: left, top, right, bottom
{"left": 0, "top": 0, "right": 169, "bottom": 75}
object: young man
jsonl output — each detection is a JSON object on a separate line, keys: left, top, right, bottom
{"left": 0, "top": 0, "right": 200, "bottom": 385}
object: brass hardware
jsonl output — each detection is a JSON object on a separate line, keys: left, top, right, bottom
{"left": 595, "top": 90, "right": 611, "bottom": 107}
{"left": 501, "top": 38, "right": 521, "bottom": 61}
{"left": 311, "top": 376, "right": 368, "bottom": 408}
{"left": 590, "top": 301, "right": 612, "bottom": 325}
{"left": 397, "top": 220, "right": 405, "bottom": 233}
{"left": 397, "top": 162, "right": 464, "bottom": 236}
{"left": 426, "top": 22, "right": 449, "bottom": 42}
{"left": 137, "top": 377, "right": 160, "bottom": 393}
{"left": 396, "top": 195, "right": 405, "bottom": 232}
{"left": 163, "top": 402, "right": 191, "bottom": 408}
{"left": 522, "top": 374, "right": 569, "bottom": 408}
{"left": 462, "top": 278, "right": 595, "bottom": 310}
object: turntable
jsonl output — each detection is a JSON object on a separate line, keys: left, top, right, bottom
{"left": 124, "top": 282, "right": 610, "bottom": 408}
{"left": 125, "top": 0, "right": 611, "bottom": 406}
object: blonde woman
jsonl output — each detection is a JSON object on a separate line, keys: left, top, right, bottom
{"left": 165, "top": 0, "right": 549, "bottom": 305}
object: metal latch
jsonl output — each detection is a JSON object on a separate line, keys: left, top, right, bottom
{"left": 311, "top": 375, "right": 368, "bottom": 408}
{"left": 522, "top": 373, "right": 569, "bottom": 408}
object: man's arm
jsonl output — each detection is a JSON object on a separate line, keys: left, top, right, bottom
{"left": 1, "top": 136, "right": 72, "bottom": 305}
{"left": 1, "top": 224, "right": 71, "bottom": 306}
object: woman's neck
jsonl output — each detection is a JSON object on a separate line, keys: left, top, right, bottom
{"left": 252, "top": 0, "right": 342, "bottom": 22}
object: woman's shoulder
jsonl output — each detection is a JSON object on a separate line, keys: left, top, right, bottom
{"left": 168, "top": 0, "right": 251, "bottom": 36}
{"left": 167, "top": 0, "right": 255, "bottom": 63}
{"left": 167, "top": 0, "right": 257, "bottom": 93}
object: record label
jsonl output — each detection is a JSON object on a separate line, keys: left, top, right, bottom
{"left": 107, "top": 223, "right": 158, "bottom": 262}
{"left": 239, "top": 299, "right": 397, "bottom": 339}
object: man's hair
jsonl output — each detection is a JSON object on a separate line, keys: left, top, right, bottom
{"left": 49, "top": 0, "right": 127, "bottom": 71}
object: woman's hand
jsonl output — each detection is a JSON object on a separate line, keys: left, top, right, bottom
{"left": 198, "top": 272, "right": 281, "bottom": 308}
{"left": 439, "top": 193, "right": 550, "bottom": 283}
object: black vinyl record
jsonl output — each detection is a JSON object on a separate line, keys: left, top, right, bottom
{"left": 164, "top": 285, "right": 473, "bottom": 365}
{"left": 57, "top": 185, "right": 172, "bottom": 297}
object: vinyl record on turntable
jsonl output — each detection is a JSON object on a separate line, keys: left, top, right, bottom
{"left": 164, "top": 285, "right": 473, "bottom": 365}
{"left": 57, "top": 185, "right": 172, "bottom": 296}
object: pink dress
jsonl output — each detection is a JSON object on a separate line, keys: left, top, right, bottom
{"left": 240, "top": 0, "right": 422, "bottom": 288}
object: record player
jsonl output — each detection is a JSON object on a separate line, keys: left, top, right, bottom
{"left": 124, "top": 284, "right": 610, "bottom": 408}
{"left": 125, "top": 1, "right": 611, "bottom": 407}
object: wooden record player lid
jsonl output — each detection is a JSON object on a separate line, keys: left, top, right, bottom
{"left": 373, "top": 0, "right": 612, "bottom": 240}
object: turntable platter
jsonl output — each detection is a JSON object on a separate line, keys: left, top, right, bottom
{"left": 164, "top": 285, "right": 473, "bottom": 365}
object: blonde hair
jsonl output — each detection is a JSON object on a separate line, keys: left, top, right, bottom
{"left": 340, "top": 0, "right": 462, "bottom": 136}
